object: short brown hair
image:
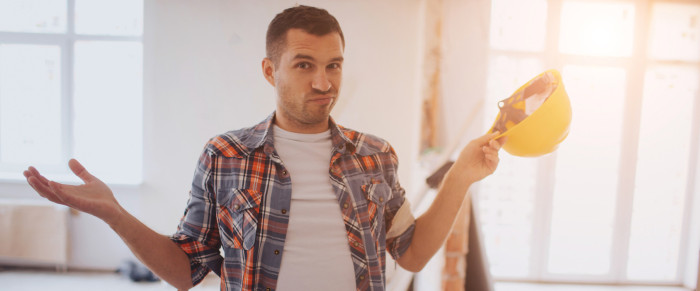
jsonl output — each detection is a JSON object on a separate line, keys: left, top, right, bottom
{"left": 266, "top": 5, "right": 345, "bottom": 65}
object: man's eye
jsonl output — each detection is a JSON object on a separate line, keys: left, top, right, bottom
{"left": 328, "top": 63, "right": 341, "bottom": 70}
{"left": 296, "top": 62, "right": 311, "bottom": 69}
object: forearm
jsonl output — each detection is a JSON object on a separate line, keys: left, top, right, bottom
{"left": 107, "top": 208, "right": 193, "bottom": 290}
{"left": 397, "top": 161, "right": 473, "bottom": 272}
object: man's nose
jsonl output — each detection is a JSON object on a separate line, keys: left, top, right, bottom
{"left": 311, "top": 70, "right": 332, "bottom": 92}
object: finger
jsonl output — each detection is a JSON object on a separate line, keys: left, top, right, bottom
{"left": 27, "top": 167, "right": 51, "bottom": 186}
{"left": 485, "top": 153, "right": 499, "bottom": 166}
{"left": 485, "top": 153, "right": 499, "bottom": 161}
{"left": 27, "top": 176, "right": 63, "bottom": 203}
{"left": 491, "top": 137, "right": 506, "bottom": 148}
{"left": 476, "top": 131, "right": 501, "bottom": 145}
{"left": 483, "top": 145, "right": 498, "bottom": 155}
{"left": 25, "top": 168, "right": 74, "bottom": 206}
{"left": 26, "top": 176, "right": 43, "bottom": 194}
{"left": 68, "top": 159, "right": 95, "bottom": 183}
{"left": 26, "top": 175, "right": 52, "bottom": 194}
{"left": 496, "top": 135, "right": 508, "bottom": 145}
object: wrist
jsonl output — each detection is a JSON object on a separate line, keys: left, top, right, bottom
{"left": 105, "top": 205, "right": 128, "bottom": 230}
{"left": 441, "top": 161, "right": 475, "bottom": 196}
{"left": 450, "top": 159, "right": 477, "bottom": 186}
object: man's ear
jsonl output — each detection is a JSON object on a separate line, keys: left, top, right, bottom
{"left": 262, "top": 58, "right": 275, "bottom": 86}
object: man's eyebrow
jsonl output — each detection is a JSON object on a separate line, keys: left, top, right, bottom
{"left": 292, "top": 54, "right": 344, "bottom": 63}
{"left": 292, "top": 54, "right": 315, "bottom": 61}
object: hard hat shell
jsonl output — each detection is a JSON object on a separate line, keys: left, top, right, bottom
{"left": 489, "top": 69, "right": 572, "bottom": 157}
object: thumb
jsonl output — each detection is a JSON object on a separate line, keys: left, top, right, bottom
{"left": 475, "top": 131, "right": 501, "bottom": 145}
{"left": 68, "top": 159, "right": 95, "bottom": 183}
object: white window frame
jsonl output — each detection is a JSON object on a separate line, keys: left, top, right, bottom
{"left": 0, "top": 0, "right": 143, "bottom": 184}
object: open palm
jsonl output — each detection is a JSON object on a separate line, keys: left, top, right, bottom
{"left": 24, "top": 159, "right": 122, "bottom": 224}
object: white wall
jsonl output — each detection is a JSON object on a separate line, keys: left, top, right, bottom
{"left": 685, "top": 140, "right": 700, "bottom": 289}
{"left": 27, "top": 0, "right": 424, "bottom": 270}
{"left": 439, "top": 0, "right": 490, "bottom": 143}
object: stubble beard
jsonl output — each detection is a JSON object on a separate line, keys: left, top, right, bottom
{"left": 280, "top": 92, "right": 338, "bottom": 127}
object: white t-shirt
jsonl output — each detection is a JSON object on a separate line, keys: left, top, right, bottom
{"left": 273, "top": 125, "right": 355, "bottom": 291}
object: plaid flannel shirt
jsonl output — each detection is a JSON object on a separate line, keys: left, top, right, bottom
{"left": 171, "top": 113, "right": 416, "bottom": 291}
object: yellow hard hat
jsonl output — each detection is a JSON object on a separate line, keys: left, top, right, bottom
{"left": 489, "top": 69, "right": 572, "bottom": 157}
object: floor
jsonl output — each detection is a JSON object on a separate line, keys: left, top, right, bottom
{"left": 0, "top": 269, "right": 220, "bottom": 291}
{"left": 0, "top": 269, "right": 693, "bottom": 291}
{"left": 495, "top": 282, "right": 691, "bottom": 291}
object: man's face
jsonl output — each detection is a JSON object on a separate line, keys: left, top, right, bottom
{"left": 263, "top": 28, "right": 344, "bottom": 133}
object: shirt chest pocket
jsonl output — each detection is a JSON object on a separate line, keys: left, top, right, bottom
{"left": 362, "top": 178, "right": 391, "bottom": 225}
{"left": 217, "top": 189, "right": 261, "bottom": 251}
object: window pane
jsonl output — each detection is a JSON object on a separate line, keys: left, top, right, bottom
{"left": 548, "top": 66, "right": 627, "bottom": 275}
{"left": 648, "top": 3, "right": 700, "bottom": 62}
{"left": 0, "top": 0, "right": 66, "bottom": 33}
{"left": 479, "top": 56, "right": 543, "bottom": 278}
{"left": 75, "top": 0, "right": 143, "bottom": 36}
{"left": 484, "top": 55, "right": 544, "bottom": 128}
{"left": 626, "top": 66, "right": 698, "bottom": 281}
{"left": 559, "top": 1, "right": 635, "bottom": 57}
{"left": 489, "top": 0, "right": 548, "bottom": 52}
{"left": 74, "top": 41, "right": 142, "bottom": 184}
{"left": 0, "top": 45, "right": 62, "bottom": 167}
{"left": 478, "top": 154, "right": 538, "bottom": 278}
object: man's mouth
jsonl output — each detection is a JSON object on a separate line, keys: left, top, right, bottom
{"left": 308, "top": 95, "right": 335, "bottom": 105}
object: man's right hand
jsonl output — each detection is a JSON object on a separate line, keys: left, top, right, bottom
{"left": 24, "top": 159, "right": 123, "bottom": 225}
{"left": 24, "top": 159, "right": 194, "bottom": 290}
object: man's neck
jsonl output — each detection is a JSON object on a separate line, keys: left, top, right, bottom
{"left": 274, "top": 117, "right": 330, "bottom": 134}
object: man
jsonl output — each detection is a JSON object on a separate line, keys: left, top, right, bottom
{"left": 24, "top": 5, "right": 502, "bottom": 291}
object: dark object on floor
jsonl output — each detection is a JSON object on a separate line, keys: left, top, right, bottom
{"left": 117, "top": 260, "right": 160, "bottom": 282}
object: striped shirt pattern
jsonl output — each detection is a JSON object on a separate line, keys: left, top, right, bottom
{"left": 170, "top": 113, "right": 415, "bottom": 291}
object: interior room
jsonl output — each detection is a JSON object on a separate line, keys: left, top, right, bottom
{"left": 0, "top": 0, "right": 698, "bottom": 290}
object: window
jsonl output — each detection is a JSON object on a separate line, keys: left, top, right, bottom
{"left": 478, "top": 0, "right": 699, "bottom": 285}
{"left": 0, "top": 0, "right": 143, "bottom": 184}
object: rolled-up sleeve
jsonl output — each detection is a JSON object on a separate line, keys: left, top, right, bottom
{"left": 387, "top": 222, "right": 415, "bottom": 260}
{"left": 170, "top": 148, "right": 223, "bottom": 286}
{"left": 384, "top": 181, "right": 416, "bottom": 260}
{"left": 383, "top": 146, "right": 416, "bottom": 260}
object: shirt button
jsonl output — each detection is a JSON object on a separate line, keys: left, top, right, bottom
{"left": 281, "top": 169, "right": 288, "bottom": 175}
{"left": 281, "top": 209, "right": 287, "bottom": 214}
{"left": 233, "top": 204, "right": 240, "bottom": 210}
{"left": 353, "top": 242, "right": 359, "bottom": 247}
{"left": 360, "top": 275, "right": 365, "bottom": 280}
{"left": 274, "top": 249, "right": 280, "bottom": 255}
{"left": 343, "top": 203, "right": 349, "bottom": 209}
{"left": 379, "top": 197, "right": 384, "bottom": 202}
{"left": 266, "top": 288, "right": 271, "bottom": 291}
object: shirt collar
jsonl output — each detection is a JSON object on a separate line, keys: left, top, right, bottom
{"left": 242, "top": 112, "right": 356, "bottom": 156}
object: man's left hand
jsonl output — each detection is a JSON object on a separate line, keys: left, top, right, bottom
{"left": 454, "top": 131, "right": 504, "bottom": 185}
